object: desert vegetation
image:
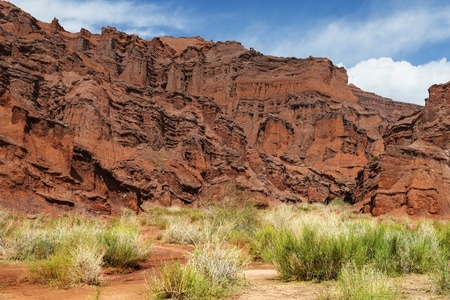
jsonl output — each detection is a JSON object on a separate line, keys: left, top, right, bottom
{"left": 1, "top": 200, "right": 450, "bottom": 299}
{"left": 0, "top": 209, "right": 150, "bottom": 287}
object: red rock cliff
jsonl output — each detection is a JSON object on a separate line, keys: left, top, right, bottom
{"left": 0, "top": 2, "right": 422, "bottom": 215}
{"left": 353, "top": 82, "right": 450, "bottom": 217}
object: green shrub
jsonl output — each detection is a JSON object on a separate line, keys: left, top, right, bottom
{"left": 254, "top": 224, "right": 353, "bottom": 281}
{"left": 29, "top": 251, "right": 73, "bottom": 287}
{"left": 149, "top": 262, "right": 209, "bottom": 300}
{"left": 397, "top": 222, "right": 441, "bottom": 274}
{"left": 30, "top": 243, "right": 105, "bottom": 287}
{"left": 101, "top": 219, "right": 151, "bottom": 270}
{"left": 205, "top": 205, "right": 260, "bottom": 246}
{"left": 435, "top": 221, "right": 450, "bottom": 260}
{"left": 254, "top": 207, "right": 445, "bottom": 282}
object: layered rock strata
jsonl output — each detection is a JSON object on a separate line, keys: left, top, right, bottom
{"left": 353, "top": 82, "right": 450, "bottom": 217}
{"left": 0, "top": 2, "right": 422, "bottom": 215}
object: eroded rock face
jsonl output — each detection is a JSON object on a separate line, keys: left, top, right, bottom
{"left": 0, "top": 2, "right": 422, "bottom": 215}
{"left": 353, "top": 82, "right": 450, "bottom": 217}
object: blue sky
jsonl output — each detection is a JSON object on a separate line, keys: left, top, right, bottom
{"left": 10, "top": 0, "right": 450, "bottom": 105}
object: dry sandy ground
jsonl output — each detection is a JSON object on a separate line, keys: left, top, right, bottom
{"left": 232, "top": 269, "right": 446, "bottom": 300}
{"left": 0, "top": 242, "right": 448, "bottom": 299}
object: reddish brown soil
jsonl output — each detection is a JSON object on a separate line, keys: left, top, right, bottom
{"left": 0, "top": 240, "right": 193, "bottom": 300}
{"left": 0, "top": 227, "right": 447, "bottom": 299}
{"left": 1, "top": 249, "right": 447, "bottom": 300}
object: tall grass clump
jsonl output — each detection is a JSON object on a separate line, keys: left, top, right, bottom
{"left": 333, "top": 264, "right": 400, "bottom": 300}
{"left": 3, "top": 216, "right": 71, "bottom": 261}
{"left": 2, "top": 213, "right": 151, "bottom": 286}
{"left": 433, "top": 258, "right": 450, "bottom": 295}
{"left": 204, "top": 204, "right": 260, "bottom": 246}
{"left": 27, "top": 217, "right": 106, "bottom": 287}
{"left": 188, "top": 242, "right": 245, "bottom": 293}
{"left": 0, "top": 208, "right": 14, "bottom": 237}
{"left": 433, "top": 221, "right": 450, "bottom": 295}
{"left": 161, "top": 203, "right": 260, "bottom": 247}
{"left": 254, "top": 224, "right": 352, "bottom": 281}
{"left": 5, "top": 229, "right": 59, "bottom": 260}
{"left": 30, "top": 242, "right": 105, "bottom": 287}
{"left": 149, "top": 242, "right": 245, "bottom": 299}
{"left": 70, "top": 243, "right": 105, "bottom": 285}
{"left": 396, "top": 221, "right": 441, "bottom": 274}
{"left": 161, "top": 216, "right": 205, "bottom": 245}
{"left": 254, "top": 208, "right": 356, "bottom": 281}
{"left": 140, "top": 206, "right": 205, "bottom": 229}
{"left": 435, "top": 220, "right": 450, "bottom": 260}
{"left": 357, "top": 220, "right": 442, "bottom": 274}
{"left": 29, "top": 249, "right": 73, "bottom": 287}
{"left": 253, "top": 205, "right": 445, "bottom": 282}
{"left": 101, "top": 215, "right": 151, "bottom": 270}
{"left": 149, "top": 262, "right": 208, "bottom": 300}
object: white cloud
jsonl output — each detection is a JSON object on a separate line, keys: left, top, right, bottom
{"left": 253, "top": 5, "right": 450, "bottom": 66}
{"left": 347, "top": 57, "right": 450, "bottom": 105}
{"left": 12, "top": 0, "right": 192, "bottom": 38}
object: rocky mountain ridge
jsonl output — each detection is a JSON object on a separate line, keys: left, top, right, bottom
{"left": 353, "top": 82, "right": 450, "bottom": 217}
{"left": 0, "top": 2, "right": 434, "bottom": 217}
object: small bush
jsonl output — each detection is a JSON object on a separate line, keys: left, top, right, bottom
{"left": 70, "top": 244, "right": 104, "bottom": 285}
{"left": 396, "top": 222, "right": 441, "bottom": 274}
{"left": 334, "top": 264, "right": 400, "bottom": 300}
{"left": 29, "top": 251, "right": 73, "bottom": 287}
{"left": 254, "top": 206, "right": 445, "bottom": 282}
{"left": 149, "top": 262, "right": 208, "bottom": 300}
{"left": 141, "top": 206, "right": 205, "bottom": 229}
{"left": 205, "top": 205, "right": 260, "bottom": 246}
{"left": 433, "top": 258, "right": 450, "bottom": 295}
{"left": 5, "top": 229, "right": 60, "bottom": 260}
{"left": 254, "top": 225, "right": 352, "bottom": 281}
{"left": 161, "top": 217, "right": 205, "bottom": 245}
{"left": 149, "top": 242, "right": 245, "bottom": 299}
{"left": 30, "top": 243, "right": 105, "bottom": 287}
{"left": 435, "top": 221, "right": 450, "bottom": 260}
{"left": 188, "top": 242, "right": 245, "bottom": 292}
{"left": 101, "top": 219, "right": 151, "bottom": 270}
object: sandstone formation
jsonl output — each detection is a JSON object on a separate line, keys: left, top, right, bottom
{"left": 0, "top": 2, "right": 423, "bottom": 215}
{"left": 353, "top": 82, "right": 450, "bottom": 217}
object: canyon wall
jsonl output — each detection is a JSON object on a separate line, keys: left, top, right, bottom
{"left": 0, "top": 2, "right": 424, "bottom": 216}
{"left": 353, "top": 82, "right": 450, "bottom": 217}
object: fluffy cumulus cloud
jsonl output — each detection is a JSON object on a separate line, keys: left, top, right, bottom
{"left": 12, "top": 0, "right": 192, "bottom": 37}
{"left": 347, "top": 58, "right": 450, "bottom": 105}
{"left": 265, "top": 5, "right": 450, "bottom": 66}
{"left": 252, "top": 2, "right": 450, "bottom": 106}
